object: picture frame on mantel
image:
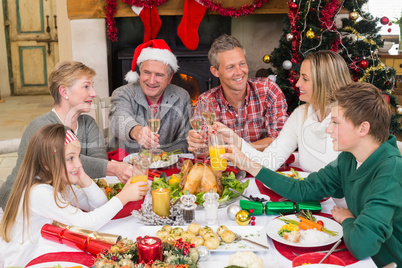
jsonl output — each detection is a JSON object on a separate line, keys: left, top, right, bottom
{"left": 66, "top": 0, "right": 289, "bottom": 19}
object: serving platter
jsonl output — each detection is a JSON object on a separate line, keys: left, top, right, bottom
{"left": 137, "top": 225, "right": 269, "bottom": 251}
{"left": 123, "top": 153, "right": 179, "bottom": 169}
{"left": 266, "top": 215, "right": 343, "bottom": 248}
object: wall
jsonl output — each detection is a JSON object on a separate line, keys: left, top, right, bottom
{"left": 0, "top": 2, "right": 10, "bottom": 98}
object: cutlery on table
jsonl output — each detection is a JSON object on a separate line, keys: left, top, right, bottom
{"left": 292, "top": 247, "right": 348, "bottom": 256}
{"left": 228, "top": 187, "right": 253, "bottom": 201}
{"left": 235, "top": 170, "right": 247, "bottom": 181}
{"left": 234, "top": 233, "right": 269, "bottom": 249}
{"left": 318, "top": 239, "right": 342, "bottom": 264}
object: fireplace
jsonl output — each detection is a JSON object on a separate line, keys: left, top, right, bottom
{"left": 109, "top": 15, "right": 231, "bottom": 101}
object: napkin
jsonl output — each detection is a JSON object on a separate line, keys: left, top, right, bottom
{"left": 41, "top": 224, "right": 113, "bottom": 255}
{"left": 107, "top": 148, "right": 128, "bottom": 161}
{"left": 26, "top": 252, "right": 95, "bottom": 267}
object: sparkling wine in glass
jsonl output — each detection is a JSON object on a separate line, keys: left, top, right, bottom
{"left": 201, "top": 99, "right": 216, "bottom": 126}
{"left": 147, "top": 104, "right": 163, "bottom": 155}
{"left": 190, "top": 105, "right": 203, "bottom": 133}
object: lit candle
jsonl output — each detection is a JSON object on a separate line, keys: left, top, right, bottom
{"left": 137, "top": 236, "right": 163, "bottom": 263}
{"left": 152, "top": 188, "right": 170, "bottom": 217}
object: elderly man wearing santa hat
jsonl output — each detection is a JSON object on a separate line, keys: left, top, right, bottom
{"left": 109, "top": 39, "right": 191, "bottom": 154}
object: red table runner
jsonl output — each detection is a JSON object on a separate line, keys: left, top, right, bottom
{"left": 26, "top": 252, "right": 95, "bottom": 267}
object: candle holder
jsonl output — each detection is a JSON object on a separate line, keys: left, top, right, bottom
{"left": 152, "top": 188, "right": 170, "bottom": 217}
{"left": 137, "top": 236, "right": 163, "bottom": 263}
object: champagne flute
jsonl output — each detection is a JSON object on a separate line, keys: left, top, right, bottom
{"left": 147, "top": 104, "right": 163, "bottom": 155}
{"left": 190, "top": 105, "right": 207, "bottom": 156}
{"left": 201, "top": 99, "right": 216, "bottom": 127}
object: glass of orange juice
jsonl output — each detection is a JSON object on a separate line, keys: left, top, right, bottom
{"left": 131, "top": 147, "right": 152, "bottom": 184}
{"left": 208, "top": 132, "right": 227, "bottom": 171}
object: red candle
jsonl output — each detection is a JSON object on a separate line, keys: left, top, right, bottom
{"left": 137, "top": 236, "right": 163, "bottom": 263}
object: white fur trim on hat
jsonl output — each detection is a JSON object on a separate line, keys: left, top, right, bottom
{"left": 125, "top": 70, "right": 140, "bottom": 83}
{"left": 137, "top": 47, "right": 179, "bottom": 73}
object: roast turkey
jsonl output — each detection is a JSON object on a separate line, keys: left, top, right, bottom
{"left": 179, "top": 160, "right": 224, "bottom": 196}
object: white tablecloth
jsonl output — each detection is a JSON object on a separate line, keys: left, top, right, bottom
{"left": 31, "top": 176, "right": 377, "bottom": 268}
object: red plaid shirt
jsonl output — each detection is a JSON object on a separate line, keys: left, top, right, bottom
{"left": 198, "top": 77, "right": 288, "bottom": 143}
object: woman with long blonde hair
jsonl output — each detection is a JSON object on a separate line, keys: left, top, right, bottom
{"left": 215, "top": 50, "right": 352, "bottom": 172}
{"left": 0, "top": 124, "right": 148, "bottom": 267}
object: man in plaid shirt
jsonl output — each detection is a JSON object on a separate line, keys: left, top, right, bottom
{"left": 188, "top": 34, "right": 288, "bottom": 154}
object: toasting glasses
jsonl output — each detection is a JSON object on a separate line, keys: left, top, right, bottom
{"left": 147, "top": 104, "right": 163, "bottom": 155}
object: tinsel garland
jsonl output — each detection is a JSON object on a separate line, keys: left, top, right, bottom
{"left": 319, "top": 0, "right": 342, "bottom": 51}
{"left": 344, "top": 26, "right": 377, "bottom": 46}
{"left": 287, "top": 0, "right": 302, "bottom": 90}
{"left": 121, "top": 0, "right": 170, "bottom": 8}
{"left": 198, "top": 0, "right": 270, "bottom": 17}
{"left": 358, "top": 62, "right": 386, "bottom": 83}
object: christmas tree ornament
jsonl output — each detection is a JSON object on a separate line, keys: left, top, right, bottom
{"left": 349, "top": 10, "right": 359, "bottom": 21}
{"left": 177, "top": 0, "right": 207, "bottom": 50}
{"left": 306, "top": 28, "right": 315, "bottom": 39}
{"left": 289, "top": 1, "right": 298, "bottom": 11}
{"left": 196, "top": 246, "right": 210, "bottom": 261}
{"left": 227, "top": 204, "right": 242, "bottom": 220}
{"left": 387, "top": 28, "right": 392, "bottom": 33}
{"left": 397, "top": 105, "right": 402, "bottom": 115}
{"left": 388, "top": 23, "right": 392, "bottom": 26}
{"left": 282, "top": 60, "right": 293, "bottom": 70}
{"left": 380, "top": 16, "right": 389, "bottom": 25}
{"left": 235, "top": 210, "right": 251, "bottom": 226}
{"left": 359, "top": 59, "right": 369, "bottom": 69}
{"left": 263, "top": 54, "right": 271, "bottom": 64}
{"left": 286, "top": 33, "right": 294, "bottom": 41}
{"left": 268, "top": 74, "right": 277, "bottom": 83}
{"left": 382, "top": 94, "right": 390, "bottom": 103}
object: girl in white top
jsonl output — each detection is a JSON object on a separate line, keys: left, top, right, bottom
{"left": 216, "top": 50, "right": 353, "bottom": 173}
{"left": 0, "top": 124, "right": 148, "bottom": 267}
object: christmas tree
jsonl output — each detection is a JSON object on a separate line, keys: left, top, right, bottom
{"left": 265, "top": 0, "right": 401, "bottom": 134}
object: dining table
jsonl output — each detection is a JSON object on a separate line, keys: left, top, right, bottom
{"left": 25, "top": 153, "right": 377, "bottom": 268}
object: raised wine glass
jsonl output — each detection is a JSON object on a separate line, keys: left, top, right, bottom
{"left": 190, "top": 104, "right": 207, "bottom": 156}
{"left": 147, "top": 104, "right": 163, "bottom": 155}
{"left": 201, "top": 99, "right": 216, "bottom": 127}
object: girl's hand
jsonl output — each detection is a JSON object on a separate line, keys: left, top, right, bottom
{"left": 116, "top": 181, "right": 149, "bottom": 205}
{"left": 76, "top": 166, "right": 92, "bottom": 188}
{"left": 331, "top": 206, "right": 355, "bottom": 224}
{"left": 220, "top": 145, "right": 263, "bottom": 177}
{"left": 213, "top": 122, "right": 242, "bottom": 149}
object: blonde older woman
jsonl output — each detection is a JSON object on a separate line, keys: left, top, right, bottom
{"left": 0, "top": 61, "right": 132, "bottom": 209}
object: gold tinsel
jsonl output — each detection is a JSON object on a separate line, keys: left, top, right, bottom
{"left": 344, "top": 26, "right": 377, "bottom": 46}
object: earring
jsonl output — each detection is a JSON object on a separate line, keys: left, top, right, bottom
{"left": 65, "top": 97, "right": 69, "bottom": 100}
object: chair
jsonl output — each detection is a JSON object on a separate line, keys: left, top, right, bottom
{"left": 94, "top": 96, "right": 116, "bottom": 151}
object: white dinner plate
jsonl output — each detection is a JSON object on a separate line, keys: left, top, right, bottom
{"left": 295, "top": 265, "right": 345, "bottom": 268}
{"left": 266, "top": 215, "right": 343, "bottom": 248}
{"left": 264, "top": 171, "right": 310, "bottom": 190}
{"left": 123, "top": 153, "right": 179, "bottom": 169}
{"left": 137, "top": 225, "right": 269, "bottom": 251}
{"left": 28, "top": 261, "right": 89, "bottom": 268}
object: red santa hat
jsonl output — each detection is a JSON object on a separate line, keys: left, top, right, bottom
{"left": 125, "top": 39, "right": 179, "bottom": 83}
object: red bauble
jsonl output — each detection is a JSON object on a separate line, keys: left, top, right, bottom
{"left": 380, "top": 16, "right": 389, "bottom": 25}
{"left": 382, "top": 94, "right": 390, "bottom": 103}
{"left": 289, "top": 2, "right": 298, "bottom": 11}
{"left": 388, "top": 28, "right": 392, "bottom": 33}
{"left": 388, "top": 23, "right": 392, "bottom": 26}
{"left": 359, "top": 59, "right": 369, "bottom": 69}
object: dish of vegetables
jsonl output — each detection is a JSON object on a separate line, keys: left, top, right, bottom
{"left": 151, "top": 171, "right": 249, "bottom": 208}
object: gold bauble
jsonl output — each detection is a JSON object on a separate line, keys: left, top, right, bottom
{"left": 166, "top": 234, "right": 176, "bottom": 245}
{"left": 397, "top": 105, "right": 402, "bottom": 115}
{"left": 349, "top": 10, "right": 359, "bottom": 21}
{"left": 306, "top": 28, "right": 315, "bottom": 39}
{"left": 235, "top": 210, "right": 251, "bottom": 226}
{"left": 263, "top": 54, "right": 271, "bottom": 64}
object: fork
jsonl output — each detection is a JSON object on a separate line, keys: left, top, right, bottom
{"left": 234, "top": 233, "right": 269, "bottom": 249}
{"left": 292, "top": 247, "right": 348, "bottom": 256}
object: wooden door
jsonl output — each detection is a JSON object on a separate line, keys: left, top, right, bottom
{"left": 6, "top": 0, "right": 58, "bottom": 95}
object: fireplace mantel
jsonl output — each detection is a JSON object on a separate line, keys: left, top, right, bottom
{"left": 67, "top": 0, "right": 288, "bottom": 19}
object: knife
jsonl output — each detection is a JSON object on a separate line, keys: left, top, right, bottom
{"left": 228, "top": 187, "right": 252, "bottom": 201}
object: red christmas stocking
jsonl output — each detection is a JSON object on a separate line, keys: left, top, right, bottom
{"left": 177, "top": 0, "right": 207, "bottom": 50}
{"left": 132, "top": 6, "right": 162, "bottom": 42}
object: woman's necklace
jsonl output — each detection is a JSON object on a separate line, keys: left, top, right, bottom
{"left": 52, "top": 108, "right": 79, "bottom": 133}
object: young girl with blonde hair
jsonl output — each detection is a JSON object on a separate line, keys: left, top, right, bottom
{"left": 0, "top": 124, "right": 148, "bottom": 267}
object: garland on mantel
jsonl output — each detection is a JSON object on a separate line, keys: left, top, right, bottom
{"left": 198, "top": 0, "right": 271, "bottom": 17}
{"left": 106, "top": 0, "right": 272, "bottom": 41}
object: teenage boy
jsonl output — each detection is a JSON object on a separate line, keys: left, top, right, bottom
{"left": 222, "top": 82, "right": 402, "bottom": 267}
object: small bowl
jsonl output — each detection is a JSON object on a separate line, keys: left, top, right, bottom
{"left": 292, "top": 252, "right": 346, "bottom": 267}
{"left": 378, "top": 41, "right": 394, "bottom": 52}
